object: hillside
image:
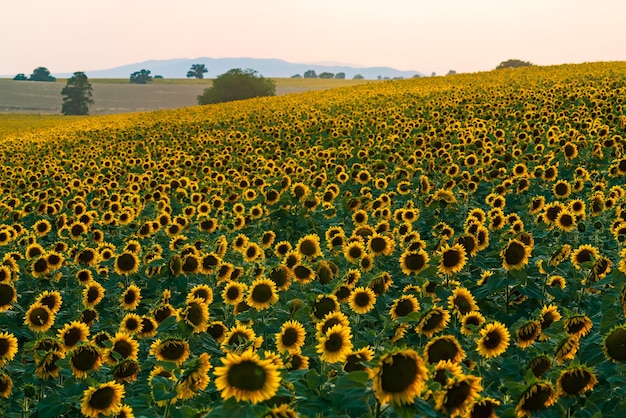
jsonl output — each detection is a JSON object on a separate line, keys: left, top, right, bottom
{"left": 1, "top": 62, "right": 626, "bottom": 417}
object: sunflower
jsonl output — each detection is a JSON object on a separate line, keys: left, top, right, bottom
{"left": 437, "top": 243, "right": 467, "bottom": 275}
{"left": 295, "top": 233, "right": 323, "bottom": 260}
{"left": 389, "top": 294, "right": 420, "bottom": 321}
{"left": 0, "top": 372, "right": 12, "bottom": 399}
{"left": 268, "top": 265, "right": 292, "bottom": 291}
{"left": 367, "top": 232, "right": 395, "bottom": 256}
{"left": 556, "top": 365, "right": 598, "bottom": 397}
{"left": 181, "top": 297, "right": 210, "bottom": 333}
{"left": 222, "top": 324, "right": 262, "bottom": 352}
{"left": 83, "top": 281, "right": 105, "bottom": 307}
{"left": 514, "top": 381, "right": 557, "bottom": 418}
{"left": 501, "top": 239, "right": 531, "bottom": 271}
{"left": 0, "top": 282, "right": 16, "bottom": 313}
{"left": 106, "top": 333, "right": 139, "bottom": 364}
{"left": 547, "top": 275, "right": 566, "bottom": 289}
{"left": 114, "top": 252, "right": 140, "bottom": 276}
{"left": 516, "top": 320, "right": 542, "bottom": 349}
{"left": 570, "top": 244, "right": 600, "bottom": 270}
{"left": 416, "top": 306, "right": 451, "bottom": 338}
{"left": 24, "top": 302, "right": 55, "bottom": 332}
{"left": 69, "top": 343, "right": 103, "bottom": 379}
{"left": 316, "top": 324, "right": 353, "bottom": 363}
{"left": 112, "top": 359, "right": 141, "bottom": 383}
{"left": 343, "top": 241, "right": 365, "bottom": 263}
{"left": 120, "top": 313, "right": 144, "bottom": 335}
{"left": 399, "top": 249, "right": 430, "bottom": 275}
{"left": 0, "top": 332, "right": 18, "bottom": 367}
{"left": 292, "top": 263, "right": 315, "bottom": 284}
{"left": 603, "top": 324, "right": 626, "bottom": 362}
{"left": 343, "top": 346, "right": 375, "bottom": 373}
{"left": 461, "top": 312, "right": 486, "bottom": 336}
{"left": 528, "top": 355, "right": 552, "bottom": 378}
{"left": 0, "top": 266, "right": 11, "bottom": 283}
{"left": 35, "top": 350, "right": 64, "bottom": 379}
{"left": 150, "top": 338, "right": 190, "bottom": 366}
{"left": 539, "top": 304, "right": 562, "bottom": 331}
{"left": 563, "top": 315, "right": 593, "bottom": 338}
{"left": 348, "top": 286, "right": 377, "bottom": 314}
{"left": 476, "top": 322, "right": 510, "bottom": 359}
{"left": 247, "top": 278, "right": 279, "bottom": 311}
{"left": 120, "top": 284, "right": 141, "bottom": 311}
{"left": 372, "top": 348, "right": 428, "bottom": 405}
{"left": 275, "top": 320, "right": 306, "bottom": 354}
{"left": 58, "top": 321, "right": 90, "bottom": 352}
{"left": 555, "top": 335, "right": 579, "bottom": 364}
{"left": 434, "top": 374, "right": 483, "bottom": 417}
{"left": 176, "top": 352, "right": 212, "bottom": 400}
{"left": 214, "top": 348, "right": 281, "bottom": 404}
{"left": 81, "top": 381, "right": 125, "bottom": 418}
{"left": 430, "top": 359, "right": 464, "bottom": 387}
{"left": 221, "top": 281, "right": 247, "bottom": 306}
{"left": 75, "top": 247, "right": 100, "bottom": 267}
{"left": 448, "top": 287, "right": 478, "bottom": 318}
{"left": 424, "top": 335, "right": 465, "bottom": 364}
{"left": 311, "top": 294, "right": 340, "bottom": 322}
{"left": 468, "top": 397, "right": 501, "bottom": 418}
{"left": 286, "top": 352, "right": 310, "bottom": 371}
{"left": 316, "top": 311, "right": 350, "bottom": 338}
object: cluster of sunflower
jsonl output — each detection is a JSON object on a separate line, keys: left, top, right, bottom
{"left": 1, "top": 61, "right": 626, "bottom": 417}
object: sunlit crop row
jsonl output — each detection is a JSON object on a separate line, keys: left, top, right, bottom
{"left": 1, "top": 62, "right": 626, "bottom": 417}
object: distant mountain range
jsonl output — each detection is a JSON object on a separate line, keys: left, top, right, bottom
{"left": 53, "top": 57, "right": 423, "bottom": 80}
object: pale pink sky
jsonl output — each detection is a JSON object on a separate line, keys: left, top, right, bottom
{"left": 2, "top": 0, "right": 625, "bottom": 76}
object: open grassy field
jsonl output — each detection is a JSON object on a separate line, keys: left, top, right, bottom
{"left": 1, "top": 62, "right": 626, "bottom": 417}
{"left": 0, "top": 77, "right": 374, "bottom": 115}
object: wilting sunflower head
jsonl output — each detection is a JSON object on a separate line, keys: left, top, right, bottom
{"left": 434, "top": 374, "right": 482, "bottom": 417}
{"left": 556, "top": 365, "right": 598, "bottom": 397}
{"left": 150, "top": 338, "right": 190, "bottom": 366}
{"left": 603, "top": 325, "right": 626, "bottom": 363}
{"left": 514, "top": 381, "right": 557, "bottom": 418}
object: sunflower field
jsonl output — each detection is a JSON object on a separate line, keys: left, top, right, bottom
{"left": 1, "top": 61, "right": 626, "bottom": 418}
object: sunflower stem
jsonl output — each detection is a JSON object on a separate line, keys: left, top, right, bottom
{"left": 374, "top": 400, "right": 382, "bottom": 418}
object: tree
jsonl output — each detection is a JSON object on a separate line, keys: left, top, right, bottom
{"left": 291, "top": 74, "right": 302, "bottom": 78}
{"left": 13, "top": 73, "right": 27, "bottom": 81}
{"left": 353, "top": 74, "right": 364, "bottom": 80}
{"left": 187, "top": 64, "right": 208, "bottom": 79}
{"left": 303, "top": 70, "right": 317, "bottom": 78}
{"left": 61, "top": 72, "right": 93, "bottom": 115}
{"left": 197, "top": 68, "right": 275, "bottom": 105}
{"left": 318, "top": 72, "right": 334, "bottom": 79}
{"left": 335, "top": 72, "right": 346, "bottom": 79}
{"left": 130, "top": 69, "right": 152, "bottom": 84}
{"left": 496, "top": 59, "right": 533, "bottom": 70}
{"left": 29, "top": 67, "right": 56, "bottom": 82}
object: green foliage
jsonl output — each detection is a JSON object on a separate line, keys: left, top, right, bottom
{"left": 318, "top": 72, "right": 335, "bottom": 79}
{"left": 197, "top": 68, "right": 275, "bottom": 105}
{"left": 335, "top": 72, "right": 346, "bottom": 79}
{"left": 496, "top": 59, "right": 533, "bottom": 69}
{"left": 61, "top": 71, "right": 94, "bottom": 115}
{"left": 303, "top": 69, "right": 317, "bottom": 78}
{"left": 13, "top": 73, "right": 27, "bottom": 81}
{"left": 352, "top": 74, "right": 364, "bottom": 80}
{"left": 29, "top": 66, "right": 56, "bottom": 82}
{"left": 186, "top": 64, "right": 208, "bottom": 79}
{"left": 130, "top": 69, "right": 153, "bottom": 84}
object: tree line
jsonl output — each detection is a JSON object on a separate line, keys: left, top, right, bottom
{"left": 10, "top": 59, "right": 535, "bottom": 115}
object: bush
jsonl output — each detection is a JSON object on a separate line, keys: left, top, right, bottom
{"left": 197, "top": 68, "right": 275, "bottom": 105}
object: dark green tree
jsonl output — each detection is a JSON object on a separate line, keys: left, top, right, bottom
{"left": 186, "top": 64, "right": 208, "bottom": 79}
{"left": 335, "top": 72, "right": 346, "bottom": 79}
{"left": 130, "top": 69, "right": 152, "bottom": 84}
{"left": 29, "top": 67, "right": 56, "bottom": 81}
{"left": 13, "top": 73, "right": 27, "bottom": 81}
{"left": 197, "top": 68, "right": 275, "bottom": 105}
{"left": 61, "top": 72, "right": 93, "bottom": 115}
{"left": 303, "top": 70, "right": 317, "bottom": 78}
{"left": 496, "top": 59, "right": 533, "bottom": 70}
{"left": 352, "top": 74, "right": 364, "bottom": 80}
{"left": 318, "top": 72, "right": 334, "bottom": 79}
